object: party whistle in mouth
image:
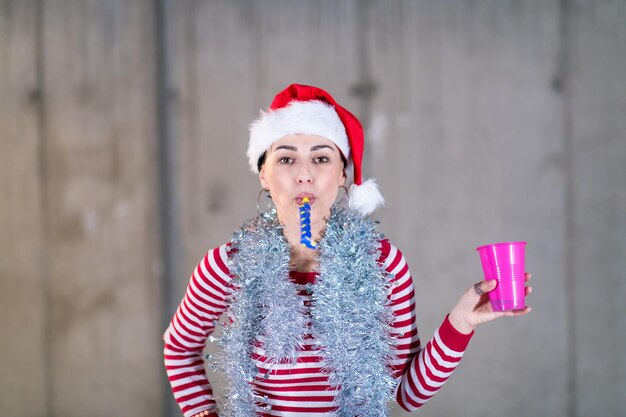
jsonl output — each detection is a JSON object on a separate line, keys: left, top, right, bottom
{"left": 299, "top": 197, "right": 317, "bottom": 249}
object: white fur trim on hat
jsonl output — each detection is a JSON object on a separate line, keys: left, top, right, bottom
{"left": 248, "top": 100, "right": 350, "bottom": 173}
{"left": 348, "top": 178, "right": 385, "bottom": 216}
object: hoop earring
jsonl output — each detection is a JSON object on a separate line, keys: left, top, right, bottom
{"left": 335, "top": 185, "right": 350, "bottom": 205}
{"left": 257, "top": 188, "right": 273, "bottom": 215}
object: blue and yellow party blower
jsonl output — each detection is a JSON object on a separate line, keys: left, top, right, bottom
{"left": 299, "top": 197, "right": 317, "bottom": 249}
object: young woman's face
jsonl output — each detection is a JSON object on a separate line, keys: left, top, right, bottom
{"left": 259, "top": 134, "right": 346, "bottom": 228}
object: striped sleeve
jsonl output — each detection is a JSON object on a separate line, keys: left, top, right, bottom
{"left": 163, "top": 243, "right": 235, "bottom": 417}
{"left": 378, "top": 240, "right": 473, "bottom": 412}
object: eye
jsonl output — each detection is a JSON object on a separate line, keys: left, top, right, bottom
{"left": 314, "top": 156, "right": 330, "bottom": 164}
{"left": 278, "top": 156, "right": 294, "bottom": 164}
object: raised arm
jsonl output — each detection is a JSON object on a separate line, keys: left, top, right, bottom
{"left": 378, "top": 240, "right": 473, "bottom": 411}
{"left": 163, "top": 244, "right": 234, "bottom": 417}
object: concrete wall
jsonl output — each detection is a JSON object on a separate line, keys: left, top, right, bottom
{"left": 1, "top": 1, "right": 624, "bottom": 416}
{"left": 1, "top": 1, "right": 162, "bottom": 416}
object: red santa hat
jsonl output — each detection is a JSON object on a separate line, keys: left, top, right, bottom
{"left": 248, "top": 83, "right": 384, "bottom": 216}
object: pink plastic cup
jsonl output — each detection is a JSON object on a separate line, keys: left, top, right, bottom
{"left": 476, "top": 241, "right": 527, "bottom": 311}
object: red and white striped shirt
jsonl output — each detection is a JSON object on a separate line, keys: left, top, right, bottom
{"left": 163, "top": 239, "right": 473, "bottom": 417}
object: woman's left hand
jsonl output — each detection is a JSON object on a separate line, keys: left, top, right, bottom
{"left": 448, "top": 273, "right": 533, "bottom": 334}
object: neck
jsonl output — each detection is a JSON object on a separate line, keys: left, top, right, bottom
{"left": 279, "top": 210, "right": 328, "bottom": 272}
{"left": 278, "top": 207, "right": 329, "bottom": 248}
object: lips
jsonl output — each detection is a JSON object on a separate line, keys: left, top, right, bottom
{"left": 295, "top": 192, "right": 316, "bottom": 205}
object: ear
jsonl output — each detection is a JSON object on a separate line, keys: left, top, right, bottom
{"left": 259, "top": 166, "right": 270, "bottom": 190}
{"left": 340, "top": 167, "right": 347, "bottom": 186}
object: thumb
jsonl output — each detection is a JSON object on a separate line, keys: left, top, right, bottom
{"left": 483, "top": 279, "right": 497, "bottom": 292}
{"left": 473, "top": 279, "right": 497, "bottom": 296}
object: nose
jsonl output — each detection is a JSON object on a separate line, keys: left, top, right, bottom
{"left": 297, "top": 163, "right": 313, "bottom": 183}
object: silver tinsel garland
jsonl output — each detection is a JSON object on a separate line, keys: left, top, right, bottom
{"left": 218, "top": 205, "right": 397, "bottom": 416}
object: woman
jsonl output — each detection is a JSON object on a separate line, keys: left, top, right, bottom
{"left": 163, "top": 84, "right": 532, "bottom": 417}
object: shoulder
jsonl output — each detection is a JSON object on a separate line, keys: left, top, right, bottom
{"left": 196, "top": 243, "right": 234, "bottom": 281}
{"left": 377, "top": 239, "right": 414, "bottom": 301}
{"left": 377, "top": 239, "right": 408, "bottom": 273}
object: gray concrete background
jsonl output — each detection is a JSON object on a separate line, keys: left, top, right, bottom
{"left": 1, "top": 1, "right": 625, "bottom": 416}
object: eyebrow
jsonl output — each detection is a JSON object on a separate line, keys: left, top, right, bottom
{"left": 311, "top": 144, "right": 335, "bottom": 152}
{"left": 273, "top": 144, "right": 336, "bottom": 152}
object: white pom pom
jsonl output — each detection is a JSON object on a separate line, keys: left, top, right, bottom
{"left": 348, "top": 178, "right": 384, "bottom": 216}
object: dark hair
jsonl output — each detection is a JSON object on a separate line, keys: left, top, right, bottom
{"left": 256, "top": 151, "right": 348, "bottom": 173}
{"left": 257, "top": 152, "right": 267, "bottom": 172}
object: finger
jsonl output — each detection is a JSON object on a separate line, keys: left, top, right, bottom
{"left": 503, "top": 306, "right": 532, "bottom": 316}
{"left": 525, "top": 285, "right": 533, "bottom": 296}
{"left": 525, "top": 272, "right": 532, "bottom": 282}
{"left": 473, "top": 279, "right": 496, "bottom": 296}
